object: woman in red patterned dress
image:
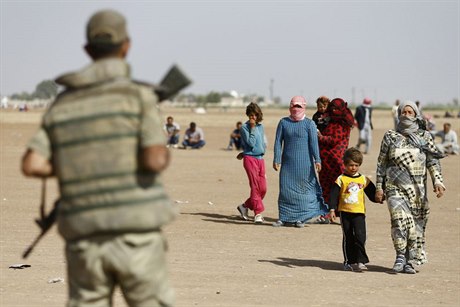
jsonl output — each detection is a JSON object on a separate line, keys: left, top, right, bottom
{"left": 317, "top": 98, "right": 354, "bottom": 213}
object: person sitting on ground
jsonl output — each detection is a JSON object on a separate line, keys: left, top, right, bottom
{"left": 164, "top": 116, "right": 180, "bottom": 148}
{"left": 435, "top": 122, "right": 459, "bottom": 155}
{"left": 227, "top": 121, "right": 242, "bottom": 150}
{"left": 182, "top": 122, "right": 206, "bottom": 149}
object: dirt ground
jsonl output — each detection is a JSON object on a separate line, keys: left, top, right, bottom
{"left": 1, "top": 106, "right": 459, "bottom": 306}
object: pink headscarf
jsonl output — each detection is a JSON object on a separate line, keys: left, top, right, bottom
{"left": 289, "top": 96, "right": 307, "bottom": 121}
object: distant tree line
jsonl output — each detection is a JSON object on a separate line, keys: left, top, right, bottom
{"left": 10, "top": 79, "right": 277, "bottom": 104}
{"left": 10, "top": 80, "right": 58, "bottom": 100}
{"left": 176, "top": 91, "right": 266, "bottom": 104}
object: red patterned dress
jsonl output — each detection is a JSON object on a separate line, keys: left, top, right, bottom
{"left": 318, "top": 98, "right": 354, "bottom": 206}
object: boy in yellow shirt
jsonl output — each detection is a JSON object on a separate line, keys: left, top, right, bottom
{"left": 329, "top": 147, "right": 382, "bottom": 272}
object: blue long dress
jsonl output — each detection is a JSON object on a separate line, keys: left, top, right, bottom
{"left": 273, "top": 117, "right": 328, "bottom": 223}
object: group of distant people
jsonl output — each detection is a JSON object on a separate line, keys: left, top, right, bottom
{"left": 237, "top": 96, "right": 357, "bottom": 229}
{"left": 164, "top": 116, "right": 206, "bottom": 149}
{"left": 236, "top": 96, "right": 447, "bottom": 275}
{"left": 164, "top": 116, "right": 245, "bottom": 151}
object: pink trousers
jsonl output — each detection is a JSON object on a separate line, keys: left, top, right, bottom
{"left": 243, "top": 155, "right": 266, "bottom": 215}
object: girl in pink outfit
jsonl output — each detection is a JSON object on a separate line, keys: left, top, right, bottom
{"left": 237, "top": 102, "right": 267, "bottom": 224}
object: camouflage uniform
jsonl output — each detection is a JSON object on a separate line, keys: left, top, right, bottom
{"left": 27, "top": 57, "right": 176, "bottom": 306}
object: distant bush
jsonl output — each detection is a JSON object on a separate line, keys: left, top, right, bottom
{"left": 10, "top": 79, "right": 58, "bottom": 101}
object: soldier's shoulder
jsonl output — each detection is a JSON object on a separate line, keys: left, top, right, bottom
{"left": 132, "top": 79, "right": 156, "bottom": 89}
{"left": 131, "top": 79, "right": 160, "bottom": 100}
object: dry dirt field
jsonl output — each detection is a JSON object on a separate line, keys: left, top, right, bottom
{"left": 1, "top": 106, "right": 459, "bottom": 306}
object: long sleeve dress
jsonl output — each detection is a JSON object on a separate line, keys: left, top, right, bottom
{"left": 318, "top": 121, "right": 351, "bottom": 206}
{"left": 376, "top": 129, "right": 444, "bottom": 265}
{"left": 273, "top": 117, "right": 328, "bottom": 223}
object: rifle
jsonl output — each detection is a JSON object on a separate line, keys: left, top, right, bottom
{"left": 154, "top": 64, "right": 192, "bottom": 102}
{"left": 134, "top": 64, "right": 192, "bottom": 102}
{"left": 23, "top": 179, "right": 59, "bottom": 259}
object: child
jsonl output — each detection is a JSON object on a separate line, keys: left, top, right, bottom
{"left": 312, "top": 96, "right": 330, "bottom": 132}
{"left": 329, "top": 147, "right": 380, "bottom": 272}
{"left": 237, "top": 102, "right": 267, "bottom": 224}
{"left": 227, "top": 121, "right": 243, "bottom": 150}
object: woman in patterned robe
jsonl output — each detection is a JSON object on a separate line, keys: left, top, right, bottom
{"left": 273, "top": 96, "right": 328, "bottom": 227}
{"left": 375, "top": 101, "right": 446, "bottom": 274}
{"left": 318, "top": 98, "right": 354, "bottom": 209}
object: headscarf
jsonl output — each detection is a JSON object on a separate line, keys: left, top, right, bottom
{"left": 363, "top": 97, "right": 372, "bottom": 105}
{"left": 289, "top": 95, "right": 306, "bottom": 122}
{"left": 396, "top": 101, "right": 423, "bottom": 136}
{"left": 325, "top": 98, "right": 354, "bottom": 127}
{"left": 396, "top": 100, "right": 444, "bottom": 159}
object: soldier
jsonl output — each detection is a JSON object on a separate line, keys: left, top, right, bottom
{"left": 21, "top": 9, "right": 176, "bottom": 306}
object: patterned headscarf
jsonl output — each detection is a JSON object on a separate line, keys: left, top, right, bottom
{"left": 396, "top": 100, "right": 424, "bottom": 136}
{"left": 289, "top": 96, "right": 306, "bottom": 122}
{"left": 325, "top": 98, "right": 354, "bottom": 127}
{"left": 397, "top": 100, "right": 444, "bottom": 159}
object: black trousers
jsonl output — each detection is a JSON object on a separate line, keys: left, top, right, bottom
{"left": 340, "top": 212, "right": 369, "bottom": 264}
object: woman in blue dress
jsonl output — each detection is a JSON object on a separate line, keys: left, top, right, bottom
{"left": 273, "top": 96, "right": 329, "bottom": 227}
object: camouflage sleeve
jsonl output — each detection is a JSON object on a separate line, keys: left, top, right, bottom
{"left": 375, "top": 132, "right": 390, "bottom": 191}
{"left": 27, "top": 126, "right": 52, "bottom": 160}
{"left": 138, "top": 87, "right": 166, "bottom": 147}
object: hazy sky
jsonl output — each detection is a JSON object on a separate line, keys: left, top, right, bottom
{"left": 1, "top": 0, "right": 459, "bottom": 104}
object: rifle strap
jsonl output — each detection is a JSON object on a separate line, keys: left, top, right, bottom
{"left": 40, "top": 179, "right": 46, "bottom": 221}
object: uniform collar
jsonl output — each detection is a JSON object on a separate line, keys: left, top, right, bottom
{"left": 55, "top": 58, "right": 130, "bottom": 89}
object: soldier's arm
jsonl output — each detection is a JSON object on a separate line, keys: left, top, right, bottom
{"left": 21, "top": 149, "right": 53, "bottom": 177}
{"left": 141, "top": 145, "right": 170, "bottom": 173}
{"left": 138, "top": 86, "right": 170, "bottom": 173}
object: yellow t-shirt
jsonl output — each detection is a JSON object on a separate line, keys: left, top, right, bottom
{"left": 335, "top": 174, "right": 368, "bottom": 214}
